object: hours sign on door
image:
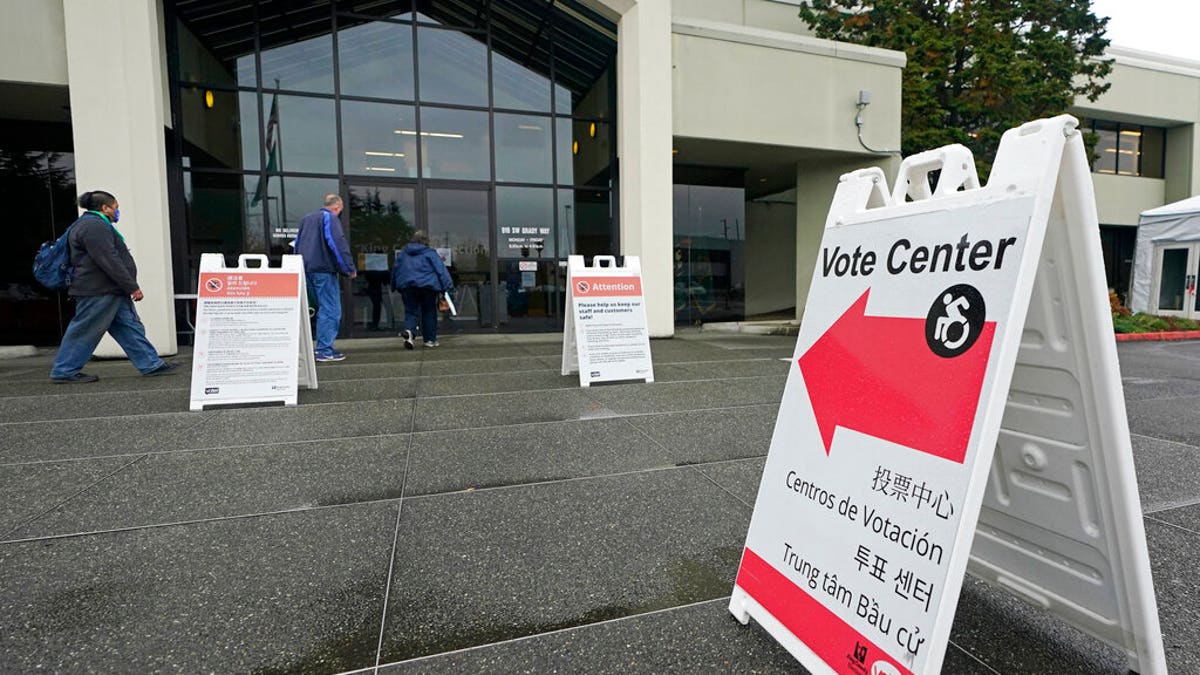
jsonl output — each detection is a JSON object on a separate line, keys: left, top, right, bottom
{"left": 734, "top": 196, "right": 1036, "bottom": 675}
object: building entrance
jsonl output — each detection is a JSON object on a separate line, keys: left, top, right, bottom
{"left": 342, "top": 179, "right": 564, "bottom": 337}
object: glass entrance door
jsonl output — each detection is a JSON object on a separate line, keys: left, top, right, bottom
{"left": 1153, "top": 244, "right": 1200, "bottom": 318}
{"left": 343, "top": 181, "right": 418, "bottom": 337}
{"left": 423, "top": 186, "right": 495, "bottom": 332}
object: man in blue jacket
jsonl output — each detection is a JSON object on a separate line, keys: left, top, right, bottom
{"left": 392, "top": 230, "right": 453, "bottom": 349}
{"left": 295, "top": 194, "right": 356, "bottom": 362}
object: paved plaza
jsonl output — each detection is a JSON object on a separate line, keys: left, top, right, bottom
{"left": 0, "top": 331, "right": 1197, "bottom": 673}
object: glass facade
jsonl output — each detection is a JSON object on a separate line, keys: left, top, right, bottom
{"left": 168, "top": 0, "right": 617, "bottom": 334}
{"left": 673, "top": 181, "right": 746, "bottom": 325}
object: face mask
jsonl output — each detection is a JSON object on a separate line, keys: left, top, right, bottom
{"left": 111, "top": 209, "right": 121, "bottom": 223}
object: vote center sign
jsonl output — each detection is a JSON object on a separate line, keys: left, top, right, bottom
{"left": 731, "top": 117, "right": 1165, "bottom": 675}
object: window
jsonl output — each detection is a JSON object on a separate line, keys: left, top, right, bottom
{"left": 1086, "top": 119, "right": 1165, "bottom": 178}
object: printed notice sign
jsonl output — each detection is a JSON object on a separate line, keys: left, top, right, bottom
{"left": 561, "top": 255, "right": 654, "bottom": 387}
{"left": 189, "top": 254, "right": 316, "bottom": 410}
{"left": 734, "top": 196, "right": 1035, "bottom": 675}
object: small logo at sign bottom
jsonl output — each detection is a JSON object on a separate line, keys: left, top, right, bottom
{"left": 589, "top": 371, "right": 601, "bottom": 377}
{"left": 205, "top": 387, "right": 219, "bottom": 395}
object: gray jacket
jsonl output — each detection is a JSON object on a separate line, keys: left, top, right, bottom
{"left": 68, "top": 213, "right": 139, "bottom": 297}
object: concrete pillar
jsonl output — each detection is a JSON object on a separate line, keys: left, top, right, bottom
{"left": 617, "top": 0, "right": 674, "bottom": 338}
{"left": 794, "top": 156, "right": 899, "bottom": 320}
{"left": 1165, "top": 124, "right": 1198, "bottom": 204}
{"left": 63, "top": 0, "right": 177, "bottom": 357}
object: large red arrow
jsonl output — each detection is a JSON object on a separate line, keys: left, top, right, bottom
{"left": 798, "top": 289, "right": 995, "bottom": 464}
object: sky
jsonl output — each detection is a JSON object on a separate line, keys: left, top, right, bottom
{"left": 1089, "top": 0, "right": 1200, "bottom": 61}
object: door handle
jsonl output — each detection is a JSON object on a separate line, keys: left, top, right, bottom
{"left": 1188, "top": 275, "right": 1197, "bottom": 294}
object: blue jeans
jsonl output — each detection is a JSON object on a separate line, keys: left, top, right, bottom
{"left": 51, "top": 294, "right": 166, "bottom": 378}
{"left": 308, "top": 272, "right": 342, "bottom": 356}
{"left": 401, "top": 287, "right": 440, "bottom": 343}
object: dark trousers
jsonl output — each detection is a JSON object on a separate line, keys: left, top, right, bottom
{"left": 401, "top": 287, "right": 440, "bottom": 343}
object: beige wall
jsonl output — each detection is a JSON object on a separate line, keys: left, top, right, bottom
{"left": 1074, "top": 51, "right": 1200, "bottom": 126}
{"left": 673, "top": 0, "right": 814, "bottom": 37}
{"left": 795, "top": 156, "right": 898, "bottom": 319}
{"left": 0, "top": 0, "right": 69, "bottom": 86}
{"left": 1092, "top": 174, "right": 1166, "bottom": 226}
{"left": 672, "top": 25, "right": 902, "bottom": 154}
{"left": 744, "top": 196, "right": 797, "bottom": 316}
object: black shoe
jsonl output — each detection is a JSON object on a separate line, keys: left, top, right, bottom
{"left": 52, "top": 372, "right": 99, "bottom": 384}
{"left": 144, "top": 362, "right": 179, "bottom": 377}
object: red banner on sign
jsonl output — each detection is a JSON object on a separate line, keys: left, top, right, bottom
{"left": 571, "top": 276, "right": 642, "bottom": 297}
{"left": 199, "top": 272, "right": 300, "bottom": 298}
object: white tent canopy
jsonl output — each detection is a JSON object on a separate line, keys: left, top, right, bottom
{"left": 1129, "top": 195, "right": 1200, "bottom": 313}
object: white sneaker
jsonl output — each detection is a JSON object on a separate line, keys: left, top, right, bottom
{"left": 424, "top": 340, "right": 440, "bottom": 348}
{"left": 401, "top": 329, "right": 414, "bottom": 350}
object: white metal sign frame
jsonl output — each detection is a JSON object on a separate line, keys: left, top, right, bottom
{"left": 730, "top": 116, "right": 1165, "bottom": 675}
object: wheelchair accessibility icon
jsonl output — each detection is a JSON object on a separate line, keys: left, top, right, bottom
{"left": 925, "top": 284, "right": 986, "bottom": 358}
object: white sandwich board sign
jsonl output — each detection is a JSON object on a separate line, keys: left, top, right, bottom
{"left": 189, "top": 253, "right": 317, "bottom": 410}
{"left": 561, "top": 255, "right": 654, "bottom": 387}
{"left": 730, "top": 116, "right": 1165, "bottom": 675}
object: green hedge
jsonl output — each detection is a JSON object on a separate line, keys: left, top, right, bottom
{"left": 1113, "top": 312, "right": 1200, "bottom": 334}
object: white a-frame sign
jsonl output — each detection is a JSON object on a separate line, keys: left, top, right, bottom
{"left": 730, "top": 116, "right": 1166, "bottom": 675}
{"left": 561, "top": 255, "right": 654, "bottom": 387}
{"left": 189, "top": 253, "right": 318, "bottom": 410}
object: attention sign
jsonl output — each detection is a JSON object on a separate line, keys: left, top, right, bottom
{"left": 561, "top": 255, "right": 654, "bottom": 387}
{"left": 189, "top": 254, "right": 316, "bottom": 410}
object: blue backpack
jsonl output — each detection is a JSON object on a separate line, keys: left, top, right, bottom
{"left": 32, "top": 224, "right": 76, "bottom": 291}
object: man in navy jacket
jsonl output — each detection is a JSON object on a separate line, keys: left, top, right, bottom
{"left": 295, "top": 194, "right": 356, "bottom": 361}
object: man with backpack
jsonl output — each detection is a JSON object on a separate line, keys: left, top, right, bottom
{"left": 48, "top": 190, "right": 177, "bottom": 383}
{"left": 294, "top": 194, "right": 356, "bottom": 362}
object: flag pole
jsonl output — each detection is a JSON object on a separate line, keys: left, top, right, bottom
{"left": 275, "top": 79, "right": 288, "bottom": 231}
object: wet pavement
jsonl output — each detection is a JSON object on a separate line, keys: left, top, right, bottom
{"left": 0, "top": 332, "right": 1197, "bottom": 673}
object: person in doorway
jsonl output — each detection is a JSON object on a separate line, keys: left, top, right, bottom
{"left": 295, "top": 194, "right": 357, "bottom": 362}
{"left": 50, "top": 191, "right": 178, "bottom": 383}
{"left": 392, "top": 230, "right": 452, "bottom": 349}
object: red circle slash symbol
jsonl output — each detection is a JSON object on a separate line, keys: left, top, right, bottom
{"left": 206, "top": 278, "right": 223, "bottom": 293}
{"left": 576, "top": 280, "right": 590, "bottom": 294}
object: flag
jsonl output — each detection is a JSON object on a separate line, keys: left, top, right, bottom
{"left": 251, "top": 92, "right": 280, "bottom": 206}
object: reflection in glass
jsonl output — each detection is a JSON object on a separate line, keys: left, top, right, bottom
{"left": 341, "top": 101, "right": 418, "bottom": 177}
{"left": 346, "top": 183, "right": 417, "bottom": 334}
{"left": 427, "top": 188, "right": 492, "bottom": 325}
{"left": 1092, "top": 122, "right": 1118, "bottom": 175}
{"left": 260, "top": 96, "right": 337, "bottom": 174}
{"left": 496, "top": 187, "right": 554, "bottom": 259}
{"left": 337, "top": 0, "right": 416, "bottom": 20}
{"left": 1158, "top": 248, "right": 1188, "bottom": 311}
{"left": 263, "top": 175, "right": 341, "bottom": 257}
{"left": 556, "top": 118, "right": 611, "bottom": 186}
{"left": 492, "top": 45, "right": 551, "bottom": 112}
{"left": 419, "top": 107, "right": 490, "bottom": 181}
{"left": 673, "top": 184, "right": 746, "bottom": 324}
{"left": 1117, "top": 127, "right": 1141, "bottom": 176}
{"left": 561, "top": 188, "right": 611, "bottom": 260}
{"left": 417, "top": 26, "right": 488, "bottom": 106}
{"left": 495, "top": 114, "right": 552, "bottom": 184}
{"left": 179, "top": 89, "right": 260, "bottom": 171}
{"left": 180, "top": 173, "right": 260, "bottom": 283}
{"left": 176, "top": 18, "right": 256, "bottom": 87}
{"left": 338, "top": 20, "right": 415, "bottom": 101}
{"left": 501, "top": 259, "right": 562, "bottom": 331}
{"left": 261, "top": 33, "right": 335, "bottom": 94}
{"left": 0, "top": 149, "right": 76, "bottom": 344}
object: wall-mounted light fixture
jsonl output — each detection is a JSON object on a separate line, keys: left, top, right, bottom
{"left": 572, "top": 140, "right": 579, "bottom": 155}
{"left": 854, "top": 88, "right": 900, "bottom": 155}
{"left": 204, "top": 90, "right": 214, "bottom": 109}
{"left": 589, "top": 122, "right": 596, "bottom": 138}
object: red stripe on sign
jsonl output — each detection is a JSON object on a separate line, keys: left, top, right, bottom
{"left": 736, "top": 547, "right": 914, "bottom": 675}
